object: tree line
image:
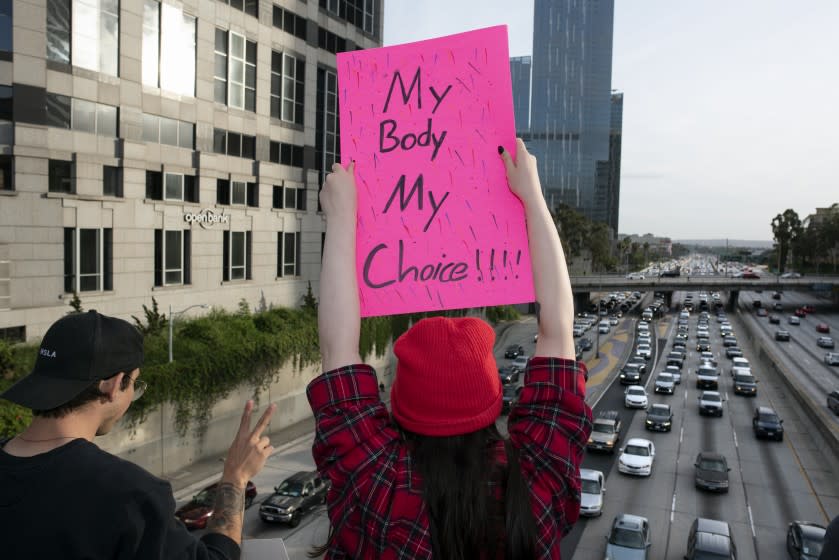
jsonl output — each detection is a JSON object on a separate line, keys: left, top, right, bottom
{"left": 770, "top": 203, "right": 839, "bottom": 273}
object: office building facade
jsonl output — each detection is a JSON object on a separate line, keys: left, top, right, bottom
{"left": 0, "top": 0, "right": 382, "bottom": 340}
{"left": 509, "top": 55, "right": 531, "bottom": 134}
{"left": 525, "top": 0, "right": 617, "bottom": 229}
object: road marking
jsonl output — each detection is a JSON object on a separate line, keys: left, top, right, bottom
{"left": 680, "top": 426, "right": 684, "bottom": 444}
{"left": 670, "top": 492, "right": 677, "bottom": 522}
{"left": 733, "top": 430, "right": 738, "bottom": 448}
{"left": 747, "top": 505, "right": 756, "bottom": 537}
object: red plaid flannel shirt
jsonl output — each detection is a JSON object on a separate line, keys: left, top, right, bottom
{"left": 307, "top": 357, "right": 592, "bottom": 559}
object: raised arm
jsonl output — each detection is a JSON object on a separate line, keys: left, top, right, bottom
{"left": 318, "top": 162, "right": 362, "bottom": 370}
{"left": 500, "top": 140, "right": 575, "bottom": 360}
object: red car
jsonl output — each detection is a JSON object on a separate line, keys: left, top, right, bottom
{"left": 175, "top": 481, "right": 258, "bottom": 530}
{"left": 742, "top": 271, "right": 760, "bottom": 279}
{"left": 795, "top": 308, "right": 807, "bottom": 318}
{"left": 817, "top": 323, "right": 830, "bottom": 334}
{"left": 803, "top": 305, "right": 816, "bottom": 314}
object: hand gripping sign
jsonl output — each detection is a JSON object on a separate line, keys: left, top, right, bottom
{"left": 337, "top": 25, "right": 533, "bottom": 317}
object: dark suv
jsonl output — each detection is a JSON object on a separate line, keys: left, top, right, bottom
{"left": 504, "top": 344, "right": 524, "bottom": 359}
{"left": 753, "top": 406, "right": 784, "bottom": 441}
{"left": 260, "top": 471, "right": 330, "bottom": 527}
{"left": 828, "top": 390, "right": 839, "bottom": 415}
{"left": 587, "top": 410, "right": 622, "bottom": 454}
{"left": 685, "top": 518, "right": 737, "bottom": 559}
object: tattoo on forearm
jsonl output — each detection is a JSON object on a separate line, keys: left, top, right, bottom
{"left": 207, "top": 483, "right": 244, "bottom": 534}
{"left": 535, "top": 301, "right": 541, "bottom": 326}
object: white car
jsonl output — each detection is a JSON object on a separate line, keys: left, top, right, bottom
{"left": 626, "top": 272, "right": 645, "bottom": 280}
{"left": 599, "top": 322, "right": 610, "bottom": 334}
{"left": 624, "top": 385, "right": 648, "bottom": 409}
{"left": 730, "top": 357, "right": 750, "bottom": 375}
{"left": 635, "top": 344, "right": 652, "bottom": 360}
{"left": 654, "top": 373, "right": 676, "bottom": 394}
{"left": 825, "top": 352, "right": 839, "bottom": 366}
{"left": 664, "top": 365, "right": 682, "bottom": 384}
{"left": 618, "top": 438, "right": 656, "bottom": 476}
{"left": 579, "top": 468, "right": 605, "bottom": 517}
{"left": 699, "top": 351, "right": 717, "bottom": 367}
{"left": 698, "top": 390, "right": 725, "bottom": 417}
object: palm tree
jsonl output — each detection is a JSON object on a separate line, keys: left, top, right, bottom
{"left": 770, "top": 209, "right": 802, "bottom": 274}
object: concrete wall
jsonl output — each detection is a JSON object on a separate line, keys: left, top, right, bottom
{"left": 97, "top": 347, "right": 395, "bottom": 478}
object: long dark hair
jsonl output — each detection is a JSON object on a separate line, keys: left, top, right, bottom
{"left": 406, "top": 423, "right": 537, "bottom": 560}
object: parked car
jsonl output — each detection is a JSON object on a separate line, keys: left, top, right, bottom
{"left": 817, "top": 336, "right": 835, "bottom": 349}
{"left": 618, "top": 438, "right": 655, "bottom": 476}
{"left": 176, "top": 481, "right": 258, "bottom": 530}
{"left": 579, "top": 469, "right": 605, "bottom": 517}
{"left": 775, "top": 329, "right": 791, "bottom": 342}
{"left": 816, "top": 323, "right": 830, "bottom": 334}
{"left": 624, "top": 386, "right": 649, "bottom": 409}
{"left": 605, "top": 514, "right": 651, "bottom": 559}
{"left": 753, "top": 406, "right": 784, "bottom": 440}
{"left": 698, "top": 391, "right": 724, "bottom": 417}
{"left": 733, "top": 372, "right": 758, "bottom": 396}
{"left": 786, "top": 521, "right": 826, "bottom": 560}
{"left": 645, "top": 403, "right": 673, "bottom": 432}
{"left": 685, "top": 518, "right": 737, "bottom": 560}
{"left": 504, "top": 344, "right": 524, "bottom": 359}
{"left": 654, "top": 373, "right": 676, "bottom": 395}
{"left": 587, "top": 410, "right": 622, "bottom": 454}
{"left": 694, "top": 452, "right": 730, "bottom": 493}
{"left": 825, "top": 352, "right": 839, "bottom": 366}
{"left": 259, "top": 471, "right": 329, "bottom": 526}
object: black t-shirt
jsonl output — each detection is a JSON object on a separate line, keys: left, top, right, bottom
{"left": 0, "top": 438, "right": 239, "bottom": 560}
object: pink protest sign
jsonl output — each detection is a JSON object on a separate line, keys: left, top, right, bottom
{"left": 337, "top": 25, "right": 534, "bottom": 317}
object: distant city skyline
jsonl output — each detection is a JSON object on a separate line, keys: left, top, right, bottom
{"left": 384, "top": 0, "right": 839, "bottom": 241}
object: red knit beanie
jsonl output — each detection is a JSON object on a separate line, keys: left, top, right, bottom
{"left": 391, "top": 316, "right": 502, "bottom": 436}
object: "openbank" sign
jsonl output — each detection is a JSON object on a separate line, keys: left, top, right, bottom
{"left": 183, "top": 209, "right": 230, "bottom": 229}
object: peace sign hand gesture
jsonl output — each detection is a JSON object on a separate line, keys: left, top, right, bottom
{"left": 222, "top": 400, "right": 277, "bottom": 488}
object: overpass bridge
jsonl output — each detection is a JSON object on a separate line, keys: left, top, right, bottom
{"left": 568, "top": 275, "right": 839, "bottom": 310}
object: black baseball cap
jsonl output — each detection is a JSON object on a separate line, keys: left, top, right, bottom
{"left": 0, "top": 310, "right": 144, "bottom": 410}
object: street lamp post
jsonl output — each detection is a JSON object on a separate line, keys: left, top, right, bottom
{"left": 168, "top": 304, "right": 209, "bottom": 363}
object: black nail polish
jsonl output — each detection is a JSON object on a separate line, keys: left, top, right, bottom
{"left": 497, "top": 146, "right": 504, "bottom": 154}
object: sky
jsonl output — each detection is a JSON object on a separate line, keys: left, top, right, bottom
{"left": 383, "top": 1, "right": 839, "bottom": 241}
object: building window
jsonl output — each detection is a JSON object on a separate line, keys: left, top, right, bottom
{"left": 49, "top": 159, "right": 73, "bottom": 194}
{"left": 0, "top": 85, "right": 11, "bottom": 120}
{"left": 0, "top": 0, "right": 11, "bottom": 53}
{"left": 277, "top": 231, "right": 300, "bottom": 277}
{"left": 213, "top": 129, "right": 256, "bottom": 159}
{"left": 215, "top": 29, "right": 256, "bottom": 111}
{"left": 46, "top": 94, "right": 117, "bottom": 136}
{"left": 362, "top": 0, "right": 374, "bottom": 34}
{"left": 0, "top": 326, "right": 25, "bottom": 342}
{"left": 64, "top": 227, "right": 112, "bottom": 292}
{"left": 272, "top": 5, "right": 307, "bottom": 40}
{"left": 271, "top": 51, "right": 305, "bottom": 124}
{"left": 316, "top": 68, "right": 340, "bottom": 190}
{"left": 146, "top": 170, "right": 198, "bottom": 202}
{"left": 317, "top": 27, "right": 346, "bottom": 55}
{"left": 220, "top": 0, "right": 257, "bottom": 18}
{"left": 154, "top": 229, "right": 191, "bottom": 286}
{"left": 319, "top": 0, "right": 376, "bottom": 36}
{"left": 322, "top": 0, "right": 340, "bottom": 16}
{"left": 47, "top": 0, "right": 119, "bottom": 75}
{"left": 142, "top": 1, "right": 196, "bottom": 96}
{"left": 142, "top": 114, "right": 194, "bottom": 149}
{"left": 269, "top": 141, "right": 304, "bottom": 168}
{"left": 217, "top": 179, "right": 257, "bottom": 206}
{"left": 223, "top": 230, "right": 252, "bottom": 281}
{"left": 103, "top": 165, "right": 122, "bottom": 197}
{"left": 0, "top": 156, "right": 11, "bottom": 191}
{"left": 46, "top": 93, "right": 71, "bottom": 129}
{"left": 272, "top": 183, "right": 306, "bottom": 210}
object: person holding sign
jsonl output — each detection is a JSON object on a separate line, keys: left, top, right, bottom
{"left": 308, "top": 140, "right": 593, "bottom": 559}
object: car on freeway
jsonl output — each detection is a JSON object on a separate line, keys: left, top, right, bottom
{"left": 826, "top": 352, "right": 839, "bottom": 367}
{"left": 501, "top": 384, "right": 522, "bottom": 414}
{"left": 685, "top": 518, "right": 737, "bottom": 560}
{"left": 626, "top": 356, "right": 647, "bottom": 375}
{"left": 176, "top": 481, "right": 258, "bottom": 530}
{"left": 605, "top": 514, "right": 651, "bottom": 559}
{"left": 733, "top": 372, "right": 758, "bottom": 396}
{"left": 626, "top": 272, "right": 645, "bottom": 280}
{"left": 773, "top": 302, "right": 783, "bottom": 311}
{"left": 666, "top": 352, "right": 685, "bottom": 370}
{"left": 599, "top": 322, "right": 611, "bottom": 334}
{"left": 672, "top": 340, "right": 687, "bottom": 352}
{"left": 579, "top": 337, "right": 593, "bottom": 351}
{"left": 730, "top": 356, "right": 749, "bottom": 370}
{"left": 817, "top": 336, "right": 835, "bottom": 349}
{"left": 618, "top": 439, "right": 656, "bottom": 476}
{"left": 587, "top": 410, "right": 622, "bottom": 454}
{"left": 742, "top": 271, "right": 760, "bottom": 279}
{"left": 696, "top": 339, "right": 711, "bottom": 352}
{"left": 753, "top": 406, "right": 784, "bottom": 441}
{"left": 769, "top": 314, "right": 781, "bottom": 324}
{"left": 795, "top": 308, "right": 807, "bottom": 318}
{"left": 619, "top": 363, "right": 643, "bottom": 385}
{"left": 609, "top": 315, "right": 619, "bottom": 326}
{"left": 788, "top": 315, "right": 802, "bottom": 325}
{"left": 756, "top": 307, "right": 768, "bottom": 317}
{"left": 498, "top": 366, "right": 520, "bottom": 385}
{"left": 675, "top": 331, "right": 689, "bottom": 342}
{"left": 645, "top": 404, "right": 673, "bottom": 432}
{"left": 504, "top": 344, "right": 524, "bottom": 359}
{"left": 786, "top": 520, "right": 826, "bottom": 560}
{"left": 781, "top": 271, "right": 802, "bottom": 278}
{"left": 637, "top": 334, "right": 652, "bottom": 346}
{"left": 259, "top": 471, "right": 329, "bottom": 526}
{"left": 816, "top": 323, "right": 830, "bottom": 334}
{"left": 663, "top": 365, "right": 682, "bottom": 384}
{"left": 654, "top": 373, "right": 676, "bottom": 395}
{"left": 696, "top": 365, "right": 720, "bottom": 390}
{"left": 579, "top": 469, "right": 605, "bottom": 517}
{"left": 725, "top": 347, "right": 743, "bottom": 359}
{"left": 573, "top": 325, "right": 585, "bottom": 337}
{"left": 698, "top": 391, "right": 724, "bottom": 417}
{"left": 772, "top": 291, "right": 782, "bottom": 299}
{"left": 698, "top": 351, "right": 717, "bottom": 367}
{"left": 624, "top": 385, "right": 648, "bottom": 409}
{"left": 694, "top": 452, "right": 730, "bottom": 493}
{"left": 802, "top": 305, "right": 815, "bottom": 313}
{"left": 775, "top": 329, "right": 791, "bottom": 342}
{"left": 635, "top": 343, "right": 652, "bottom": 360}
{"left": 722, "top": 336, "right": 738, "bottom": 347}
{"left": 510, "top": 355, "right": 529, "bottom": 371}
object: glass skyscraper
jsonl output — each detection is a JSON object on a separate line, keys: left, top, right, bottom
{"left": 510, "top": 56, "right": 532, "bottom": 133}
{"left": 524, "top": 0, "right": 618, "bottom": 231}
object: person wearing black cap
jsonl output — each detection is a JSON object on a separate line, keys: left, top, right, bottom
{"left": 0, "top": 310, "right": 276, "bottom": 560}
